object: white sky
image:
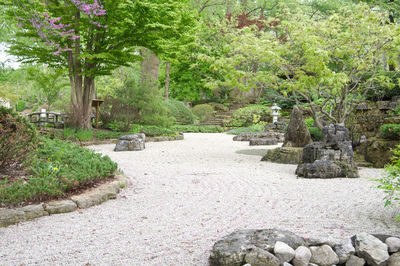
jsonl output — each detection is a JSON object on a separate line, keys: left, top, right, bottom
{"left": 0, "top": 43, "right": 21, "bottom": 69}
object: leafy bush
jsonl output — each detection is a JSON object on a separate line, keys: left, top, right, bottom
{"left": 100, "top": 78, "right": 173, "bottom": 131}
{"left": 308, "top": 127, "right": 323, "bottom": 141}
{"left": 305, "top": 117, "right": 315, "bottom": 128}
{"left": 0, "top": 137, "right": 117, "bottom": 206}
{"left": 231, "top": 105, "right": 272, "bottom": 127}
{"left": 376, "top": 145, "right": 400, "bottom": 220}
{"left": 304, "top": 118, "right": 323, "bottom": 141}
{"left": 380, "top": 124, "right": 400, "bottom": 140}
{"left": 192, "top": 104, "right": 214, "bottom": 122}
{"left": 130, "top": 125, "right": 178, "bottom": 137}
{"left": 0, "top": 107, "right": 37, "bottom": 169}
{"left": 172, "top": 125, "right": 224, "bottom": 133}
{"left": 164, "top": 99, "right": 196, "bottom": 125}
{"left": 15, "top": 100, "right": 26, "bottom": 112}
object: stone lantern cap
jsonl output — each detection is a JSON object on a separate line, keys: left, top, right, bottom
{"left": 271, "top": 103, "right": 281, "bottom": 111}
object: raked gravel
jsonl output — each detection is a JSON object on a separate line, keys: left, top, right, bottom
{"left": 1, "top": 133, "right": 399, "bottom": 265}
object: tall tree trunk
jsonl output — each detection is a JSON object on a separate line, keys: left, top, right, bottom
{"left": 389, "top": 0, "right": 395, "bottom": 71}
{"left": 165, "top": 61, "right": 170, "bottom": 99}
{"left": 141, "top": 48, "right": 160, "bottom": 88}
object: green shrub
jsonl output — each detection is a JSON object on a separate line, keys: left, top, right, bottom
{"left": 305, "top": 117, "right": 315, "bottom": 128}
{"left": 376, "top": 145, "right": 400, "bottom": 220}
{"left": 131, "top": 125, "right": 178, "bottom": 137}
{"left": 76, "top": 129, "right": 93, "bottom": 141}
{"left": 100, "top": 78, "right": 173, "bottom": 130}
{"left": 172, "top": 125, "right": 224, "bottom": 133}
{"left": 192, "top": 104, "right": 214, "bottom": 123}
{"left": 308, "top": 127, "right": 323, "bottom": 141}
{"left": 164, "top": 99, "right": 196, "bottom": 125}
{"left": 380, "top": 124, "right": 400, "bottom": 140}
{"left": 0, "top": 107, "right": 37, "bottom": 169}
{"left": 15, "top": 100, "right": 26, "bottom": 112}
{"left": 0, "top": 137, "right": 117, "bottom": 206}
{"left": 63, "top": 127, "right": 76, "bottom": 140}
{"left": 231, "top": 105, "right": 272, "bottom": 127}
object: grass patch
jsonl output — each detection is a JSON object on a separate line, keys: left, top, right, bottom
{"left": 226, "top": 125, "right": 265, "bottom": 135}
{"left": 172, "top": 125, "right": 224, "bottom": 133}
{"left": 0, "top": 137, "right": 117, "bottom": 206}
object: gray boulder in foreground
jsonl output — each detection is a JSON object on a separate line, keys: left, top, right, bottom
{"left": 354, "top": 233, "right": 389, "bottom": 266}
{"left": 209, "top": 229, "right": 305, "bottom": 266}
{"left": 114, "top": 133, "right": 145, "bottom": 152}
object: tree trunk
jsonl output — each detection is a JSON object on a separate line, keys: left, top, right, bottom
{"left": 165, "top": 61, "right": 170, "bottom": 99}
{"left": 141, "top": 48, "right": 160, "bottom": 88}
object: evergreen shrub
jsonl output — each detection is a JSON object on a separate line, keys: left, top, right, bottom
{"left": 164, "top": 99, "right": 196, "bottom": 125}
{"left": 192, "top": 104, "right": 214, "bottom": 123}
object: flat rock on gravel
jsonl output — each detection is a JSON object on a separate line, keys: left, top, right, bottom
{"left": 0, "top": 133, "right": 399, "bottom": 265}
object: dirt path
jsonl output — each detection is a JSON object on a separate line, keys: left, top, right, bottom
{"left": 0, "top": 133, "right": 399, "bottom": 265}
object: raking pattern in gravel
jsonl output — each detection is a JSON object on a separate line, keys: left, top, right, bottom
{"left": 1, "top": 133, "right": 399, "bottom": 265}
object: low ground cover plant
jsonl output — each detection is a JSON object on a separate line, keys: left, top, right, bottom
{"left": 172, "top": 125, "right": 224, "bottom": 133}
{"left": 226, "top": 124, "right": 265, "bottom": 135}
{"left": 0, "top": 137, "right": 117, "bottom": 206}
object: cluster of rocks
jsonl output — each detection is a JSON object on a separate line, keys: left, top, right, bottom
{"left": 261, "top": 107, "right": 310, "bottom": 164}
{"left": 114, "top": 133, "right": 146, "bottom": 152}
{"left": 209, "top": 229, "right": 400, "bottom": 266}
{"left": 233, "top": 131, "right": 284, "bottom": 146}
{"left": 296, "top": 124, "right": 359, "bottom": 179}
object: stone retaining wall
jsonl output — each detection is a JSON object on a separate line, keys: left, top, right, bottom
{"left": 0, "top": 175, "right": 128, "bottom": 228}
{"left": 210, "top": 228, "right": 400, "bottom": 266}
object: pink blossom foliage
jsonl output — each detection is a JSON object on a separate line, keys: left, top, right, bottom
{"left": 15, "top": 0, "right": 106, "bottom": 56}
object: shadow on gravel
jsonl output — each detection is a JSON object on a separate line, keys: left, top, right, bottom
{"left": 235, "top": 149, "right": 268, "bottom": 157}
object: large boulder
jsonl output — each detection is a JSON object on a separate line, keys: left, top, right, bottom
{"left": 233, "top": 132, "right": 284, "bottom": 142}
{"left": 296, "top": 124, "right": 359, "bottom": 178}
{"left": 354, "top": 233, "right": 390, "bottom": 266}
{"left": 261, "top": 147, "right": 303, "bottom": 165}
{"left": 283, "top": 106, "right": 312, "bottom": 147}
{"left": 209, "top": 229, "right": 306, "bottom": 266}
{"left": 249, "top": 138, "right": 278, "bottom": 146}
{"left": 114, "top": 133, "right": 145, "bottom": 152}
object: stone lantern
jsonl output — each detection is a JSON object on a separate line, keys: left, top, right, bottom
{"left": 271, "top": 103, "right": 281, "bottom": 123}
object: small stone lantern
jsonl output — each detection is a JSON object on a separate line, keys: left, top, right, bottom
{"left": 271, "top": 103, "right": 281, "bottom": 123}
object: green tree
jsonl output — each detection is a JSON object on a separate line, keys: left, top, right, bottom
{"left": 4, "top": 0, "right": 194, "bottom": 129}
{"left": 205, "top": 3, "right": 398, "bottom": 128}
{"left": 26, "top": 66, "right": 69, "bottom": 110}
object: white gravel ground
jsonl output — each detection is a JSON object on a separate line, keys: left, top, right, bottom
{"left": 1, "top": 133, "right": 400, "bottom": 265}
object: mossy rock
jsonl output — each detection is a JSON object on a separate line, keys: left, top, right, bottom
{"left": 360, "top": 138, "right": 400, "bottom": 168}
{"left": 261, "top": 147, "right": 303, "bottom": 165}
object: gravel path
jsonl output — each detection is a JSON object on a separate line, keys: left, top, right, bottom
{"left": 1, "top": 133, "right": 400, "bottom": 265}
